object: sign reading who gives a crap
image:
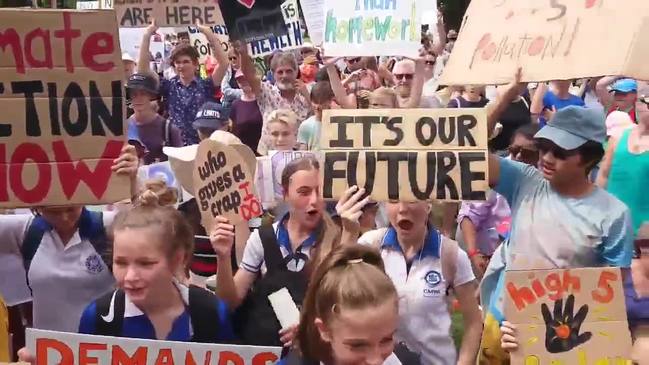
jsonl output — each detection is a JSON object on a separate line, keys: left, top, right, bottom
{"left": 193, "top": 139, "right": 261, "bottom": 231}
{"left": 0, "top": 9, "right": 128, "bottom": 208}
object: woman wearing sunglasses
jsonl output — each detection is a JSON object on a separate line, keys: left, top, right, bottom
{"left": 597, "top": 90, "right": 649, "bottom": 237}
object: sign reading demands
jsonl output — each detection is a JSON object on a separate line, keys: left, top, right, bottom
{"left": 27, "top": 328, "right": 281, "bottom": 365}
{"left": 0, "top": 9, "right": 127, "bottom": 208}
{"left": 321, "top": 109, "right": 488, "bottom": 202}
{"left": 115, "top": 0, "right": 223, "bottom": 28}
{"left": 323, "top": 0, "right": 421, "bottom": 57}
{"left": 193, "top": 140, "right": 261, "bottom": 230}
{"left": 504, "top": 268, "right": 633, "bottom": 364}
{"left": 439, "top": 0, "right": 649, "bottom": 85}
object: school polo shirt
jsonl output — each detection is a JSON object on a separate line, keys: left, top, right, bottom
{"left": 240, "top": 215, "right": 318, "bottom": 275}
{"left": 78, "top": 283, "right": 234, "bottom": 341}
{"left": 0, "top": 213, "right": 116, "bottom": 333}
{"left": 358, "top": 227, "right": 475, "bottom": 365}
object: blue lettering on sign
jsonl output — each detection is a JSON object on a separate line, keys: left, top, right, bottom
{"left": 249, "top": 21, "right": 303, "bottom": 57}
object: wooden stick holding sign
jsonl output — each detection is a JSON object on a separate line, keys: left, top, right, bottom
{"left": 504, "top": 267, "right": 633, "bottom": 364}
{"left": 193, "top": 139, "right": 262, "bottom": 232}
{"left": 0, "top": 9, "right": 128, "bottom": 208}
{"left": 26, "top": 328, "right": 281, "bottom": 365}
{"left": 320, "top": 108, "right": 489, "bottom": 202}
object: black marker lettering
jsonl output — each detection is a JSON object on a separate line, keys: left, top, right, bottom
{"left": 408, "top": 152, "right": 436, "bottom": 200}
{"left": 90, "top": 80, "right": 123, "bottom": 136}
{"left": 377, "top": 152, "right": 408, "bottom": 200}
{"left": 346, "top": 151, "right": 376, "bottom": 195}
{"left": 459, "top": 152, "right": 486, "bottom": 200}
{"left": 436, "top": 151, "right": 459, "bottom": 200}
{"left": 356, "top": 116, "right": 380, "bottom": 147}
{"left": 47, "top": 82, "right": 60, "bottom": 136}
{"left": 383, "top": 117, "right": 403, "bottom": 146}
{"left": 329, "top": 116, "right": 354, "bottom": 148}
{"left": 438, "top": 116, "right": 456, "bottom": 144}
{"left": 456, "top": 114, "right": 477, "bottom": 147}
{"left": 322, "top": 152, "right": 348, "bottom": 198}
{"left": 12, "top": 81, "right": 43, "bottom": 137}
{"left": 0, "top": 83, "right": 10, "bottom": 137}
{"left": 61, "top": 82, "right": 88, "bottom": 137}
{"left": 415, "top": 117, "right": 437, "bottom": 146}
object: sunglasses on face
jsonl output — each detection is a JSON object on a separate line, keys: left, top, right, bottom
{"left": 346, "top": 57, "right": 361, "bottom": 64}
{"left": 535, "top": 139, "right": 579, "bottom": 160}
{"left": 228, "top": 56, "right": 238, "bottom": 61}
{"left": 394, "top": 73, "right": 414, "bottom": 81}
{"left": 424, "top": 60, "right": 435, "bottom": 66}
{"left": 508, "top": 145, "right": 538, "bottom": 162}
{"left": 638, "top": 95, "right": 649, "bottom": 107}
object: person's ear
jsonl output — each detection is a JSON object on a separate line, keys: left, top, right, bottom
{"left": 169, "top": 249, "right": 186, "bottom": 274}
{"left": 315, "top": 318, "right": 332, "bottom": 343}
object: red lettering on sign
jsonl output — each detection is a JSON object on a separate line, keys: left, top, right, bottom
{"left": 0, "top": 28, "right": 24, "bottom": 73}
{"left": 36, "top": 338, "right": 74, "bottom": 365}
{"left": 585, "top": 0, "right": 598, "bottom": 8}
{"left": 591, "top": 270, "right": 617, "bottom": 303}
{"left": 252, "top": 352, "right": 279, "bottom": 365}
{"left": 53, "top": 12, "right": 81, "bottom": 73}
{"left": 82, "top": 32, "right": 115, "bottom": 72}
{"left": 238, "top": 181, "right": 262, "bottom": 220}
{"left": 53, "top": 139, "right": 122, "bottom": 199}
{"left": 507, "top": 270, "right": 581, "bottom": 311}
{"left": 0, "top": 145, "right": 7, "bottom": 202}
{"left": 154, "top": 348, "right": 175, "bottom": 365}
{"left": 217, "top": 352, "right": 243, "bottom": 365}
{"left": 24, "top": 28, "right": 53, "bottom": 68}
{"left": 79, "top": 342, "right": 107, "bottom": 365}
{"left": 111, "top": 345, "right": 147, "bottom": 365}
{"left": 9, "top": 143, "right": 51, "bottom": 203}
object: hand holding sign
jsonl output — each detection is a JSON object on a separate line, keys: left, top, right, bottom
{"left": 541, "top": 294, "right": 592, "bottom": 353}
{"left": 209, "top": 216, "right": 235, "bottom": 258}
{"left": 335, "top": 185, "right": 370, "bottom": 232}
{"left": 145, "top": 19, "right": 158, "bottom": 37}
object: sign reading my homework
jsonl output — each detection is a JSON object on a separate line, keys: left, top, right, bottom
{"left": 0, "top": 9, "right": 128, "bottom": 208}
{"left": 320, "top": 108, "right": 488, "bottom": 202}
{"left": 115, "top": 0, "right": 223, "bottom": 28}
{"left": 504, "top": 267, "right": 633, "bottom": 365}
{"left": 322, "top": 0, "right": 421, "bottom": 57}
{"left": 439, "top": 0, "right": 649, "bottom": 85}
{"left": 26, "top": 328, "right": 281, "bottom": 365}
{"left": 189, "top": 0, "right": 302, "bottom": 60}
{"left": 193, "top": 139, "right": 262, "bottom": 230}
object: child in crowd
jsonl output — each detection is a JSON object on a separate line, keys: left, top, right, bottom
{"left": 267, "top": 109, "right": 299, "bottom": 152}
{"left": 298, "top": 82, "right": 335, "bottom": 151}
{"left": 193, "top": 102, "right": 232, "bottom": 141}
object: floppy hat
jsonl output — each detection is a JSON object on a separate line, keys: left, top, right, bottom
{"left": 605, "top": 110, "right": 634, "bottom": 138}
{"left": 163, "top": 131, "right": 257, "bottom": 194}
{"left": 534, "top": 106, "right": 606, "bottom": 150}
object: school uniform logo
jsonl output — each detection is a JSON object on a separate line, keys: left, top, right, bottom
{"left": 423, "top": 270, "right": 442, "bottom": 298}
{"left": 85, "top": 254, "right": 104, "bottom": 274}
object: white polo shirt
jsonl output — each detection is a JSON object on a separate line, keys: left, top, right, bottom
{"left": 0, "top": 212, "right": 116, "bottom": 332}
{"left": 359, "top": 227, "right": 475, "bottom": 365}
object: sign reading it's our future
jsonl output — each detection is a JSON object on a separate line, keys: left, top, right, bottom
{"left": 320, "top": 108, "right": 489, "bottom": 202}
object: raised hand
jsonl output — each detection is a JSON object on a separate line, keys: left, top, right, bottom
{"left": 541, "top": 294, "right": 592, "bottom": 353}
{"left": 335, "top": 186, "right": 370, "bottom": 232}
{"left": 145, "top": 19, "right": 158, "bottom": 36}
{"left": 209, "top": 216, "right": 235, "bottom": 258}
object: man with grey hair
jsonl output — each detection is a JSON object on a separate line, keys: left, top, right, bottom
{"left": 392, "top": 59, "right": 442, "bottom": 108}
{"left": 238, "top": 44, "right": 312, "bottom": 154}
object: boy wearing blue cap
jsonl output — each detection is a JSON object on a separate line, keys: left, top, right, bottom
{"left": 193, "top": 102, "right": 232, "bottom": 141}
{"left": 477, "top": 69, "right": 634, "bottom": 364}
{"left": 596, "top": 76, "right": 638, "bottom": 122}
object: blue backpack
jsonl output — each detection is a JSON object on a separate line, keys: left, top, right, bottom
{"left": 21, "top": 208, "right": 108, "bottom": 275}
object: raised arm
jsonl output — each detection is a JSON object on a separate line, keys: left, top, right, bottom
{"left": 325, "top": 60, "right": 357, "bottom": 109}
{"left": 431, "top": 12, "right": 447, "bottom": 56}
{"left": 138, "top": 20, "right": 158, "bottom": 78}
{"left": 595, "top": 137, "right": 619, "bottom": 188}
{"left": 530, "top": 82, "right": 547, "bottom": 120}
{"left": 404, "top": 58, "right": 425, "bottom": 108}
{"left": 237, "top": 41, "right": 262, "bottom": 96}
{"left": 196, "top": 22, "right": 229, "bottom": 87}
{"left": 596, "top": 76, "right": 618, "bottom": 107}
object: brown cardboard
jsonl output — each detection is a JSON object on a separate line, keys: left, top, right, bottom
{"left": 115, "top": 0, "right": 225, "bottom": 28}
{"left": 504, "top": 267, "right": 633, "bottom": 364}
{"left": 439, "top": 0, "right": 649, "bottom": 85}
{"left": 193, "top": 139, "right": 261, "bottom": 231}
{"left": 0, "top": 9, "right": 127, "bottom": 208}
{"left": 320, "top": 108, "right": 489, "bottom": 202}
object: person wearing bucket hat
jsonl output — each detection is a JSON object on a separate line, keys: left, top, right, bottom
{"left": 192, "top": 102, "right": 232, "bottom": 140}
{"left": 596, "top": 76, "right": 639, "bottom": 122}
{"left": 127, "top": 73, "right": 182, "bottom": 165}
{"left": 474, "top": 69, "right": 634, "bottom": 364}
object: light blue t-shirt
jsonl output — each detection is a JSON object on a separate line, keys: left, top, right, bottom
{"left": 496, "top": 157, "right": 633, "bottom": 270}
{"left": 481, "top": 158, "right": 634, "bottom": 322}
{"left": 297, "top": 115, "right": 321, "bottom": 151}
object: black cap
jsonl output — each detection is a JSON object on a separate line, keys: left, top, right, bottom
{"left": 126, "top": 73, "right": 158, "bottom": 96}
{"left": 192, "top": 102, "right": 230, "bottom": 130}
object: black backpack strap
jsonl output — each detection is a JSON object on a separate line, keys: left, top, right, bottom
{"left": 258, "top": 224, "right": 285, "bottom": 273}
{"left": 188, "top": 285, "right": 221, "bottom": 343}
{"left": 94, "top": 289, "right": 125, "bottom": 336}
{"left": 21, "top": 216, "right": 49, "bottom": 272}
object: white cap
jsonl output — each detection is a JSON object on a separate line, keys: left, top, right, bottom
{"left": 122, "top": 52, "right": 135, "bottom": 63}
{"left": 605, "top": 110, "right": 634, "bottom": 138}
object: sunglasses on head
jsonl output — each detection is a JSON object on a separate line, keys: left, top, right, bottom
{"left": 508, "top": 145, "right": 538, "bottom": 161}
{"left": 394, "top": 73, "right": 414, "bottom": 81}
{"left": 535, "top": 139, "right": 579, "bottom": 160}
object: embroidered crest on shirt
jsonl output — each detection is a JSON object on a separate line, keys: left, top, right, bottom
{"left": 423, "top": 270, "right": 443, "bottom": 297}
{"left": 85, "top": 254, "right": 104, "bottom": 274}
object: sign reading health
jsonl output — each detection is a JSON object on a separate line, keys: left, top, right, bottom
{"left": 322, "top": 0, "right": 421, "bottom": 57}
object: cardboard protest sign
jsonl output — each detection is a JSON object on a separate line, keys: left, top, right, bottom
{"left": 322, "top": 0, "right": 421, "bottom": 57}
{"left": 504, "top": 268, "right": 633, "bottom": 364}
{"left": 115, "top": 0, "right": 224, "bottom": 28}
{"left": 300, "top": 0, "right": 324, "bottom": 45}
{"left": 219, "top": 0, "right": 288, "bottom": 43}
{"left": 26, "top": 328, "right": 281, "bottom": 365}
{"left": 188, "top": 23, "right": 230, "bottom": 64}
{"left": 193, "top": 139, "right": 261, "bottom": 230}
{"left": 439, "top": 0, "right": 649, "bottom": 85}
{"left": 255, "top": 156, "right": 275, "bottom": 208}
{"left": 320, "top": 108, "right": 488, "bottom": 202}
{"left": 0, "top": 9, "right": 128, "bottom": 208}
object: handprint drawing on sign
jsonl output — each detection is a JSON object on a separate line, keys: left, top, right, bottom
{"left": 541, "top": 294, "right": 592, "bottom": 353}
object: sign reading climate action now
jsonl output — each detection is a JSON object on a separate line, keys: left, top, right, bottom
{"left": 0, "top": 9, "right": 127, "bottom": 208}
{"left": 321, "top": 108, "right": 488, "bottom": 202}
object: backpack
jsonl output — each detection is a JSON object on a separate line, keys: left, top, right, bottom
{"left": 233, "top": 224, "right": 308, "bottom": 347}
{"left": 93, "top": 285, "right": 223, "bottom": 343}
{"left": 21, "top": 208, "right": 108, "bottom": 275}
